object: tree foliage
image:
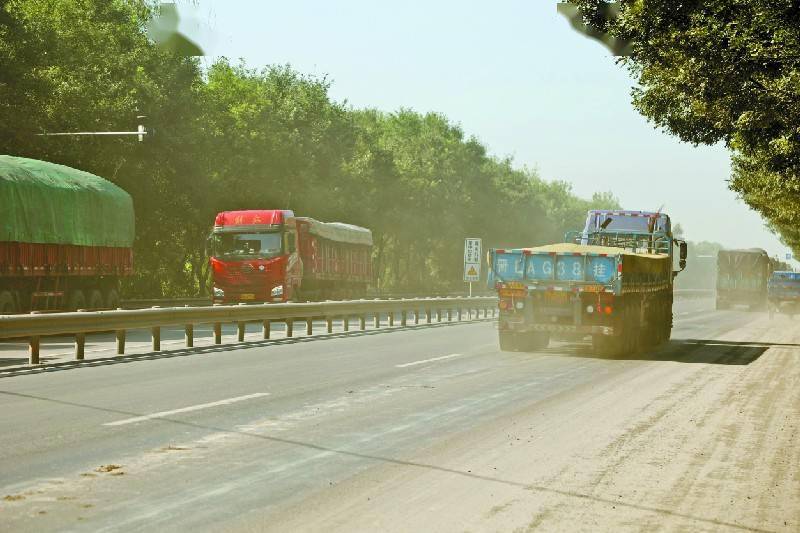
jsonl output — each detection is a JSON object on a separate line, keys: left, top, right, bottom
{"left": 1, "top": 0, "right": 620, "bottom": 296}
{"left": 567, "top": 0, "right": 800, "bottom": 254}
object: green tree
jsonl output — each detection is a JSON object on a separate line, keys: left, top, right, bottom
{"left": 565, "top": 0, "right": 800, "bottom": 255}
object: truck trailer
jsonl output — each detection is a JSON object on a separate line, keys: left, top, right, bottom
{"left": 0, "top": 155, "right": 134, "bottom": 313}
{"left": 716, "top": 248, "right": 770, "bottom": 310}
{"left": 210, "top": 209, "right": 372, "bottom": 303}
{"left": 489, "top": 210, "right": 686, "bottom": 355}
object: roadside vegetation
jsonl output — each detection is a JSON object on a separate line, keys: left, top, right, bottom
{"left": 0, "top": 0, "right": 619, "bottom": 296}
{"left": 566, "top": 1, "right": 800, "bottom": 258}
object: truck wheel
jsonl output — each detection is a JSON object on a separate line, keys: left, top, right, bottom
{"left": 592, "top": 334, "right": 623, "bottom": 357}
{"left": 498, "top": 331, "right": 520, "bottom": 352}
{"left": 88, "top": 289, "right": 104, "bottom": 310}
{"left": 67, "top": 290, "right": 86, "bottom": 311}
{"left": 521, "top": 332, "right": 550, "bottom": 351}
{"left": 105, "top": 289, "right": 120, "bottom": 309}
{"left": 0, "top": 291, "right": 16, "bottom": 314}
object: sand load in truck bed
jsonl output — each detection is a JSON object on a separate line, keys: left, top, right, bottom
{"left": 0, "top": 155, "right": 134, "bottom": 247}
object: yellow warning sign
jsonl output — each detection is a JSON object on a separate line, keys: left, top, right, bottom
{"left": 467, "top": 266, "right": 478, "bottom": 276}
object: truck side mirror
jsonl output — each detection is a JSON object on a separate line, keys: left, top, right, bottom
{"left": 678, "top": 240, "right": 687, "bottom": 271}
{"left": 205, "top": 233, "right": 213, "bottom": 256}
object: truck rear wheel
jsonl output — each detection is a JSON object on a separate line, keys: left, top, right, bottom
{"left": 67, "top": 290, "right": 86, "bottom": 311}
{"left": 498, "top": 330, "right": 520, "bottom": 352}
{"left": 521, "top": 332, "right": 550, "bottom": 351}
{"left": 0, "top": 290, "right": 16, "bottom": 314}
{"left": 592, "top": 333, "right": 624, "bottom": 357}
{"left": 106, "top": 288, "right": 120, "bottom": 309}
{"left": 88, "top": 289, "right": 104, "bottom": 310}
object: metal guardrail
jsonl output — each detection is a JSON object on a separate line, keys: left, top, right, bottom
{"left": 119, "top": 291, "right": 495, "bottom": 309}
{"left": 0, "top": 297, "right": 498, "bottom": 365}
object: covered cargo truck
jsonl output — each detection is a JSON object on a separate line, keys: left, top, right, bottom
{"left": 210, "top": 210, "right": 372, "bottom": 303}
{"left": 489, "top": 243, "right": 675, "bottom": 355}
{"left": 716, "top": 249, "right": 770, "bottom": 310}
{"left": 0, "top": 155, "right": 134, "bottom": 313}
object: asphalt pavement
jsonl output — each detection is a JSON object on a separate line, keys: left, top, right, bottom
{"left": 0, "top": 298, "right": 797, "bottom": 532}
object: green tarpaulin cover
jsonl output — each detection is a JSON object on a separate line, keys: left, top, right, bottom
{"left": 0, "top": 155, "right": 134, "bottom": 247}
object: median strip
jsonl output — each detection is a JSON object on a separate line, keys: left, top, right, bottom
{"left": 103, "top": 393, "right": 271, "bottom": 426}
{"left": 396, "top": 353, "right": 463, "bottom": 368}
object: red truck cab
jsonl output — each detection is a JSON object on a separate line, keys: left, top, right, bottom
{"left": 210, "top": 210, "right": 300, "bottom": 304}
{"left": 209, "top": 210, "right": 372, "bottom": 303}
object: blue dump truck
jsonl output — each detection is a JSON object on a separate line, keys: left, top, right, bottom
{"left": 488, "top": 210, "right": 687, "bottom": 356}
{"left": 767, "top": 271, "right": 800, "bottom": 319}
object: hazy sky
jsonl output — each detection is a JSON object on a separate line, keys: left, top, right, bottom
{"left": 180, "top": 0, "right": 794, "bottom": 262}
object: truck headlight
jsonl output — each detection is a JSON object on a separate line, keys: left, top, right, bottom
{"left": 213, "top": 287, "right": 224, "bottom": 298}
{"left": 271, "top": 285, "right": 284, "bottom": 297}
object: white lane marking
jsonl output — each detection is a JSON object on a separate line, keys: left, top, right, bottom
{"left": 396, "top": 353, "right": 463, "bottom": 368}
{"left": 103, "top": 393, "right": 270, "bottom": 426}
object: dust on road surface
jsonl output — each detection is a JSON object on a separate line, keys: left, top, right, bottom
{"left": 254, "top": 315, "right": 800, "bottom": 533}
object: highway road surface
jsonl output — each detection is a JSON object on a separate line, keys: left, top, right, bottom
{"left": 0, "top": 298, "right": 798, "bottom": 532}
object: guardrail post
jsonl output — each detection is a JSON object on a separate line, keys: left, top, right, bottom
{"left": 457, "top": 308, "right": 462, "bottom": 321}
{"left": 238, "top": 322, "right": 246, "bottom": 342}
{"left": 360, "top": 315, "right": 366, "bottom": 330}
{"left": 401, "top": 311, "right": 407, "bottom": 327}
{"left": 262, "top": 320, "right": 271, "bottom": 339}
{"left": 343, "top": 316, "right": 350, "bottom": 332}
{"left": 326, "top": 317, "right": 333, "bottom": 334}
{"left": 75, "top": 333, "right": 85, "bottom": 360}
{"left": 29, "top": 336, "right": 40, "bottom": 365}
{"left": 389, "top": 312, "right": 394, "bottom": 327}
{"left": 185, "top": 324, "right": 194, "bottom": 347}
{"left": 437, "top": 309, "right": 442, "bottom": 322}
{"left": 414, "top": 309, "right": 420, "bottom": 325}
{"left": 286, "top": 319, "right": 293, "bottom": 338}
{"left": 374, "top": 312, "right": 380, "bottom": 328}
{"left": 152, "top": 326, "right": 161, "bottom": 351}
{"left": 448, "top": 309, "right": 453, "bottom": 322}
{"left": 116, "top": 330, "right": 126, "bottom": 355}
{"left": 427, "top": 309, "right": 432, "bottom": 324}
{"left": 214, "top": 323, "right": 222, "bottom": 344}
{"left": 307, "top": 318, "right": 313, "bottom": 336}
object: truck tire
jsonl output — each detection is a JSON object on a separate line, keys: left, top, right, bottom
{"left": 105, "top": 288, "right": 120, "bottom": 309}
{"left": 498, "top": 330, "right": 520, "bottom": 352}
{"left": 88, "top": 289, "right": 104, "bottom": 310}
{"left": 0, "top": 290, "right": 15, "bottom": 314}
{"left": 592, "top": 333, "right": 624, "bottom": 357}
{"left": 520, "top": 332, "right": 550, "bottom": 351}
{"left": 67, "top": 290, "right": 86, "bottom": 311}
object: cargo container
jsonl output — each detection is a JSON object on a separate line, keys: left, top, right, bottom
{"left": 0, "top": 155, "right": 134, "bottom": 313}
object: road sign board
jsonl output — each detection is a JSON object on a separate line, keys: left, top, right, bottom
{"left": 464, "top": 238, "right": 481, "bottom": 282}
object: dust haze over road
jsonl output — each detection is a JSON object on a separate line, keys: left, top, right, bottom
{"left": 1, "top": 298, "right": 798, "bottom": 532}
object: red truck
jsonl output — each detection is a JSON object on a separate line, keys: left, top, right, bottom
{"left": 0, "top": 155, "right": 134, "bottom": 313}
{"left": 209, "top": 210, "right": 373, "bottom": 303}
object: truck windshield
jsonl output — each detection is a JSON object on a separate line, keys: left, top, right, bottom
{"left": 213, "top": 232, "right": 282, "bottom": 259}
